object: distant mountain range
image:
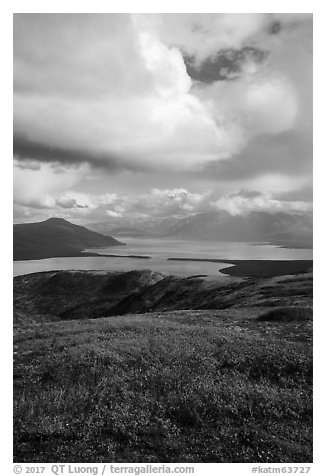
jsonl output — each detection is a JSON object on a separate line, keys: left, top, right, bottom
{"left": 86, "top": 217, "right": 180, "bottom": 237}
{"left": 104, "top": 227, "right": 155, "bottom": 238}
{"left": 14, "top": 210, "right": 312, "bottom": 263}
{"left": 162, "top": 211, "right": 313, "bottom": 248}
{"left": 87, "top": 211, "right": 313, "bottom": 249}
{"left": 14, "top": 217, "right": 124, "bottom": 261}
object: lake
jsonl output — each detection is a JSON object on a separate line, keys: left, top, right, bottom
{"left": 13, "top": 238, "right": 313, "bottom": 278}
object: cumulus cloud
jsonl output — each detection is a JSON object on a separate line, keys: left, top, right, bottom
{"left": 156, "top": 13, "right": 311, "bottom": 64}
{"left": 56, "top": 191, "right": 117, "bottom": 210}
{"left": 14, "top": 162, "right": 118, "bottom": 213}
{"left": 153, "top": 13, "right": 270, "bottom": 63}
{"left": 13, "top": 161, "right": 81, "bottom": 209}
{"left": 129, "top": 188, "right": 210, "bottom": 216}
{"left": 14, "top": 179, "right": 312, "bottom": 227}
{"left": 14, "top": 13, "right": 312, "bottom": 173}
{"left": 14, "top": 14, "right": 222, "bottom": 171}
{"left": 211, "top": 190, "right": 312, "bottom": 216}
{"left": 13, "top": 13, "right": 312, "bottom": 224}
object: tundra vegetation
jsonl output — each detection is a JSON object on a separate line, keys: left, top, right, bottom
{"left": 14, "top": 270, "right": 312, "bottom": 462}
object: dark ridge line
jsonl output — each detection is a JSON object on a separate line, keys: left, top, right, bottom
{"left": 167, "top": 258, "right": 312, "bottom": 264}
{"left": 93, "top": 254, "right": 151, "bottom": 259}
{"left": 167, "top": 258, "right": 313, "bottom": 278}
{"left": 14, "top": 251, "right": 151, "bottom": 262}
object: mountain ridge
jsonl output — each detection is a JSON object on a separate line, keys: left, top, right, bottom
{"left": 14, "top": 217, "right": 124, "bottom": 261}
{"left": 162, "top": 210, "right": 312, "bottom": 248}
{"left": 85, "top": 210, "right": 312, "bottom": 248}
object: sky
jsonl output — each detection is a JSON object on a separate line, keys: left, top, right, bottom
{"left": 13, "top": 13, "right": 313, "bottom": 225}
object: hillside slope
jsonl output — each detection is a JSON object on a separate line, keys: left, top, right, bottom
{"left": 14, "top": 269, "right": 312, "bottom": 323}
{"left": 14, "top": 217, "right": 124, "bottom": 261}
{"left": 14, "top": 269, "right": 313, "bottom": 463}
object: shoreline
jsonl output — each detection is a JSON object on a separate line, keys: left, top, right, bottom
{"left": 167, "top": 257, "right": 313, "bottom": 278}
{"left": 13, "top": 250, "right": 151, "bottom": 262}
{"left": 91, "top": 253, "right": 151, "bottom": 259}
{"left": 14, "top": 254, "right": 313, "bottom": 278}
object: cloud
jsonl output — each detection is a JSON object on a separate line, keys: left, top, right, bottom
{"left": 156, "top": 13, "right": 311, "bottom": 64}
{"left": 201, "top": 129, "right": 312, "bottom": 182}
{"left": 192, "top": 71, "right": 298, "bottom": 157}
{"left": 14, "top": 180, "right": 312, "bottom": 228}
{"left": 210, "top": 190, "right": 312, "bottom": 216}
{"left": 13, "top": 161, "right": 81, "bottom": 209}
{"left": 130, "top": 188, "right": 210, "bottom": 216}
{"left": 13, "top": 135, "right": 122, "bottom": 170}
{"left": 14, "top": 14, "right": 224, "bottom": 171}
{"left": 14, "top": 14, "right": 152, "bottom": 100}
{"left": 154, "top": 14, "right": 270, "bottom": 63}
{"left": 184, "top": 47, "right": 267, "bottom": 84}
{"left": 14, "top": 13, "right": 312, "bottom": 176}
{"left": 62, "top": 191, "right": 117, "bottom": 209}
{"left": 106, "top": 210, "right": 123, "bottom": 218}
{"left": 13, "top": 13, "right": 312, "bottom": 224}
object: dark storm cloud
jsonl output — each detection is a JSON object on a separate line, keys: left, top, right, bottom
{"left": 184, "top": 47, "right": 267, "bottom": 83}
{"left": 13, "top": 135, "right": 118, "bottom": 169}
{"left": 13, "top": 135, "right": 151, "bottom": 173}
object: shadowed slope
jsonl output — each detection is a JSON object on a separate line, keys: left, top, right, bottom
{"left": 14, "top": 270, "right": 312, "bottom": 323}
{"left": 14, "top": 218, "right": 124, "bottom": 261}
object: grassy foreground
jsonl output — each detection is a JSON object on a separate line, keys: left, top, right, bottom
{"left": 14, "top": 307, "right": 312, "bottom": 463}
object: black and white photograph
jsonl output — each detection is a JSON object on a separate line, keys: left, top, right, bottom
{"left": 12, "top": 10, "right": 313, "bottom": 466}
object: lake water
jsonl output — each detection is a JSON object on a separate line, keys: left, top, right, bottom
{"left": 13, "top": 238, "right": 313, "bottom": 278}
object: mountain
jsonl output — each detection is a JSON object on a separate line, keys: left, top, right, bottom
{"left": 85, "top": 222, "right": 154, "bottom": 236}
{"left": 13, "top": 217, "right": 124, "bottom": 261}
{"left": 86, "top": 211, "right": 312, "bottom": 248}
{"left": 85, "top": 216, "right": 181, "bottom": 236}
{"left": 163, "top": 211, "right": 313, "bottom": 248}
{"left": 109, "top": 227, "right": 155, "bottom": 238}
